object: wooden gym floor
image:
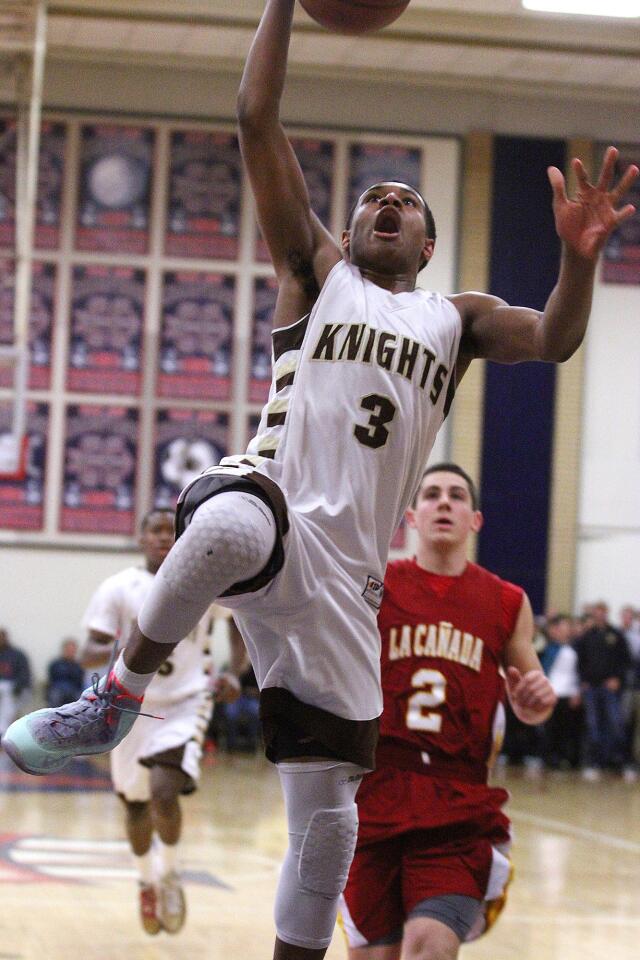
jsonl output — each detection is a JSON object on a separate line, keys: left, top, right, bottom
{"left": 1, "top": 748, "right": 639, "bottom": 960}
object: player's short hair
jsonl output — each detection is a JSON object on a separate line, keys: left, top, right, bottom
{"left": 345, "top": 182, "right": 437, "bottom": 241}
{"left": 415, "top": 462, "right": 479, "bottom": 510}
{"left": 140, "top": 507, "right": 174, "bottom": 531}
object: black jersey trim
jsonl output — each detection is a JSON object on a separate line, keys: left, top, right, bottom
{"left": 272, "top": 313, "right": 310, "bottom": 363}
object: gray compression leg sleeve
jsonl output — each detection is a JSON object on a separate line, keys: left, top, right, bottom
{"left": 274, "top": 760, "right": 365, "bottom": 951}
{"left": 138, "top": 490, "right": 276, "bottom": 643}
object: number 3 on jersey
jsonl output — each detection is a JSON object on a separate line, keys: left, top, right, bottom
{"left": 406, "top": 668, "right": 447, "bottom": 732}
{"left": 355, "top": 393, "right": 397, "bottom": 449}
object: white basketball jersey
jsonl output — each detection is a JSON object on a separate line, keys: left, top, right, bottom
{"left": 82, "top": 566, "right": 215, "bottom": 706}
{"left": 244, "top": 260, "right": 462, "bottom": 576}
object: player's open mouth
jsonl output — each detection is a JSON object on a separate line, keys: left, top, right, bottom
{"left": 373, "top": 207, "right": 401, "bottom": 238}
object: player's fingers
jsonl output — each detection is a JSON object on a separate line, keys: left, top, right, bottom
{"left": 611, "top": 164, "right": 639, "bottom": 204}
{"left": 505, "top": 666, "right": 522, "bottom": 691}
{"left": 572, "top": 157, "right": 591, "bottom": 191}
{"left": 614, "top": 203, "right": 637, "bottom": 225}
{"left": 547, "top": 166, "right": 567, "bottom": 202}
{"left": 596, "top": 145, "right": 618, "bottom": 192}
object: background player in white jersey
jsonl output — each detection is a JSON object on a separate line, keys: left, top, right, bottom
{"left": 81, "top": 508, "right": 245, "bottom": 936}
{"left": 4, "top": 2, "right": 637, "bottom": 958}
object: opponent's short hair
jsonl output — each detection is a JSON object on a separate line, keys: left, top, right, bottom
{"left": 415, "top": 462, "right": 479, "bottom": 510}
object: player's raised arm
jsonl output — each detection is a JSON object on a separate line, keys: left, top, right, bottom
{"left": 453, "top": 146, "right": 639, "bottom": 367}
{"left": 236, "top": 0, "right": 340, "bottom": 315}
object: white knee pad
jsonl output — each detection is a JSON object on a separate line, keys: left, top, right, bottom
{"left": 274, "top": 760, "right": 364, "bottom": 951}
{"left": 138, "top": 490, "right": 276, "bottom": 644}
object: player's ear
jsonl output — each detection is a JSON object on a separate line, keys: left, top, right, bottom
{"left": 405, "top": 506, "right": 417, "bottom": 529}
{"left": 341, "top": 230, "right": 351, "bottom": 257}
{"left": 421, "top": 237, "right": 435, "bottom": 266}
{"left": 470, "top": 510, "right": 483, "bottom": 534}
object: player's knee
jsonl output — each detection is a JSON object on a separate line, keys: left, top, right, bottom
{"left": 139, "top": 491, "right": 276, "bottom": 644}
{"left": 298, "top": 804, "right": 359, "bottom": 898}
{"left": 403, "top": 918, "right": 460, "bottom": 960}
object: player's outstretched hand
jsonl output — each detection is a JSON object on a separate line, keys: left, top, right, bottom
{"left": 506, "top": 667, "right": 557, "bottom": 725}
{"left": 547, "top": 146, "right": 638, "bottom": 261}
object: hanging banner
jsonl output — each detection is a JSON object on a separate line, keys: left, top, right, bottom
{"left": 153, "top": 407, "right": 229, "bottom": 510}
{"left": 60, "top": 403, "right": 138, "bottom": 534}
{"left": 249, "top": 276, "right": 277, "bottom": 403}
{"left": 602, "top": 147, "right": 640, "bottom": 285}
{"left": 256, "top": 136, "right": 334, "bottom": 261}
{"left": 76, "top": 124, "right": 154, "bottom": 254}
{"left": 0, "top": 400, "right": 49, "bottom": 531}
{"left": 157, "top": 271, "right": 234, "bottom": 401}
{"left": 347, "top": 142, "right": 422, "bottom": 212}
{"left": 0, "top": 259, "right": 56, "bottom": 390}
{"left": 67, "top": 264, "right": 145, "bottom": 395}
{"left": 36, "top": 121, "right": 67, "bottom": 250}
{"left": 166, "top": 129, "right": 242, "bottom": 259}
{"left": 0, "top": 118, "right": 67, "bottom": 250}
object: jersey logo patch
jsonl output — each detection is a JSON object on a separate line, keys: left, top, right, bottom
{"left": 362, "top": 575, "right": 384, "bottom": 610}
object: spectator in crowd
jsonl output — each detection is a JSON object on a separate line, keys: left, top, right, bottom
{"left": 0, "top": 628, "right": 32, "bottom": 739}
{"left": 620, "top": 605, "right": 640, "bottom": 779}
{"left": 223, "top": 663, "right": 260, "bottom": 752}
{"left": 575, "top": 602, "right": 630, "bottom": 781}
{"left": 46, "top": 638, "right": 85, "bottom": 708}
{"left": 540, "top": 614, "right": 583, "bottom": 770}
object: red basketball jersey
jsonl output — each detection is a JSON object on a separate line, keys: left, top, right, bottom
{"left": 376, "top": 558, "right": 523, "bottom": 779}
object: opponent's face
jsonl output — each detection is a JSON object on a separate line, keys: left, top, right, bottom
{"left": 140, "top": 512, "right": 175, "bottom": 572}
{"left": 407, "top": 471, "right": 482, "bottom": 548}
{"left": 342, "top": 182, "right": 434, "bottom": 276}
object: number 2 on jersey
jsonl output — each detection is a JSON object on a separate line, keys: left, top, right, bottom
{"left": 354, "top": 393, "right": 397, "bottom": 449}
{"left": 406, "top": 668, "right": 447, "bottom": 732}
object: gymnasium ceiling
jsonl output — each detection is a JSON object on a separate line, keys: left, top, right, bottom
{"left": 0, "top": 0, "right": 639, "bottom": 104}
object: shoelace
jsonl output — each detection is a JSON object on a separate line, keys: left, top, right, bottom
{"left": 87, "top": 672, "right": 165, "bottom": 721}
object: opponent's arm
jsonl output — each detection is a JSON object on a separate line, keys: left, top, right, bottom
{"left": 81, "top": 628, "right": 115, "bottom": 670}
{"left": 236, "top": 0, "right": 340, "bottom": 323}
{"left": 502, "top": 594, "right": 556, "bottom": 725}
{"left": 453, "top": 147, "right": 638, "bottom": 367}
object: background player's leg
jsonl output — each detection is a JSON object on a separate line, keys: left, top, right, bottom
{"left": 118, "top": 797, "right": 160, "bottom": 935}
{"left": 402, "top": 917, "right": 461, "bottom": 960}
{"left": 346, "top": 947, "right": 400, "bottom": 960}
{"left": 150, "top": 765, "right": 189, "bottom": 934}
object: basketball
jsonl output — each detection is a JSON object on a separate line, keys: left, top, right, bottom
{"left": 299, "top": 0, "right": 410, "bottom": 35}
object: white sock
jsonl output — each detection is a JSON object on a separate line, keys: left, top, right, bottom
{"left": 113, "top": 651, "right": 156, "bottom": 698}
{"left": 157, "top": 838, "right": 179, "bottom": 876}
{"left": 134, "top": 849, "right": 155, "bottom": 885}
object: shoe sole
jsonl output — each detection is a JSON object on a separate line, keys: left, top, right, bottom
{"left": 2, "top": 731, "right": 71, "bottom": 775}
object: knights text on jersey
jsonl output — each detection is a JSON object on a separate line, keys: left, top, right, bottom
{"left": 82, "top": 566, "right": 213, "bottom": 706}
{"left": 376, "top": 559, "right": 524, "bottom": 774}
{"left": 237, "top": 260, "right": 462, "bottom": 576}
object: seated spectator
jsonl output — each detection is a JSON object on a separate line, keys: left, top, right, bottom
{"left": 0, "top": 627, "right": 32, "bottom": 738}
{"left": 223, "top": 664, "right": 260, "bottom": 753}
{"left": 540, "top": 614, "right": 583, "bottom": 770}
{"left": 46, "top": 637, "right": 85, "bottom": 708}
{"left": 575, "top": 601, "right": 630, "bottom": 781}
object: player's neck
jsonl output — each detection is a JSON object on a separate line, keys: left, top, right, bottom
{"left": 414, "top": 543, "right": 468, "bottom": 577}
{"left": 358, "top": 265, "right": 416, "bottom": 294}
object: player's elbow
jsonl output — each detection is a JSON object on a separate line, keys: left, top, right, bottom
{"left": 236, "top": 88, "right": 276, "bottom": 130}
